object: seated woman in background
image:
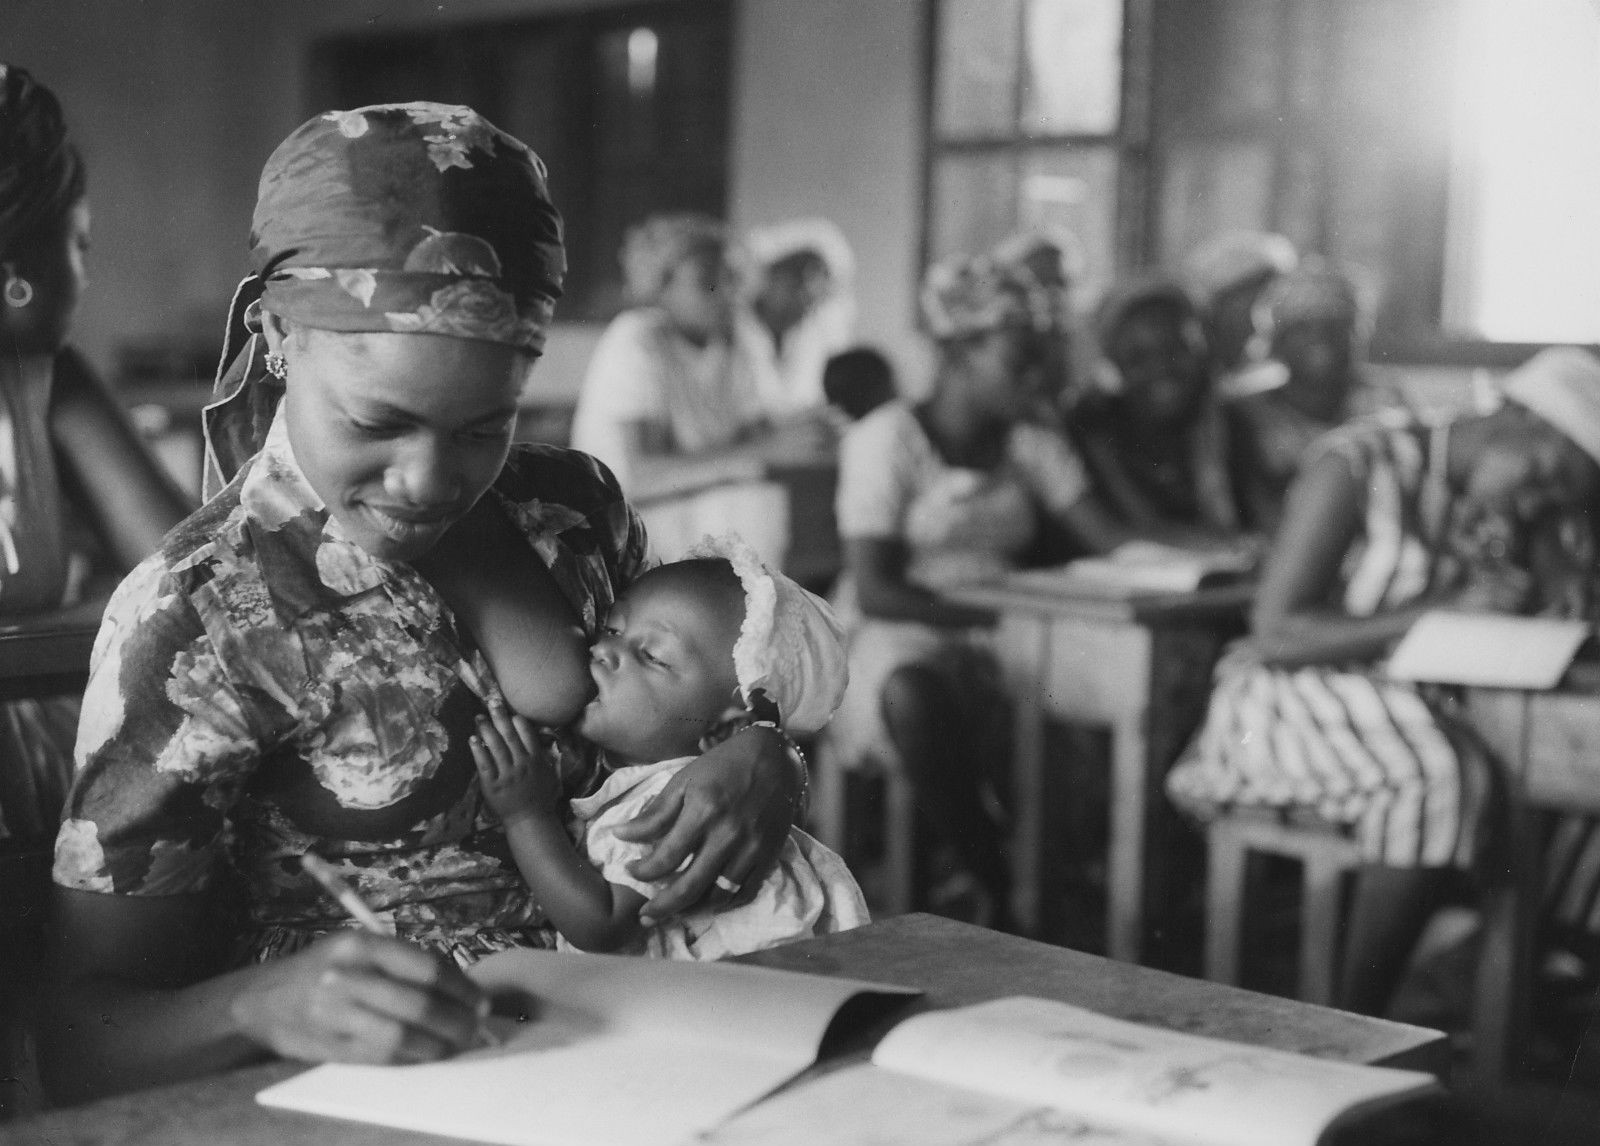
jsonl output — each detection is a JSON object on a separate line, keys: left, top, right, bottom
{"left": 1224, "top": 258, "right": 1406, "bottom": 534}
{"left": 1070, "top": 277, "right": 1245, "bottom": 542}
{"left": 738, "top": 217, "right": 856, "bottom": 419}
{"left": 0, "top": 64, "right": 193, "bottom": 845}
{"left": 570, "top": 214, "right": 826, "bottom": 564}
{"left": 1167, "top": 346, "right": 1600, "bottom": 1016}
{"left": 1180, "top": 230, "right": 1298, "bottom": 399}
{"left": 822, "top": 251, "right": 1135, "bottom": 926}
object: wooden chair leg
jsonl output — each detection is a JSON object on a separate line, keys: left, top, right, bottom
{"left": 1205, "top": 822, "right": 1249, "bottom": 986}
{"left": 1472, "top": 805, "right": 1543, "bottom": 1091}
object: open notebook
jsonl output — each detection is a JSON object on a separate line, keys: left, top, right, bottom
{"left": 700, "top": 997, "right": 1441, "bottom": 1146}
{"left": 256, "top": 947, "right": 918, "bottom": 1146}
{"left": 1007, "top": 542, "right": 1257, "bottom": 599}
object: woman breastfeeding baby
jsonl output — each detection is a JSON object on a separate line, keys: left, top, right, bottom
{"left": 471, "top": 536, "right": 864, "bottom": 960}
{"left": 42, "top": 104, "right": 824, "bottom": 1103}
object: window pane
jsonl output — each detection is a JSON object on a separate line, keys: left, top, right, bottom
{"left": 1445, "top": 0, "right": 1600, "bottom": 342}
{"left": 1157, "top": 140, "right": 1274, "bottom": 266}
{"left": 935, "top": 0, "right": 1022, "bottom": 139}
{"left": 1021, "top": 0, "right": 1123, "bottom": 136}
{"left": 929, "top": 152, "right": 1021, "bottom": 263}
{"left": 1019, "top": 144, "right": 1118, "bottom": 300}
{"left": 1153, "top": 0, "right": 1281, "bottom": 132}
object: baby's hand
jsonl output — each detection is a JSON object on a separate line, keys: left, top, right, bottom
{"left": 471, "top": 704, "right": 560, "bottom": 825}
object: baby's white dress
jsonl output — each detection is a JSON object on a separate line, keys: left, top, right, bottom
{"left": 556, "top": 757, "right": 870, "bottom": 960}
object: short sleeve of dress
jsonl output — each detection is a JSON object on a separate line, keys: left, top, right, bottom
{"left": 835, "top": 403, "right": 920, "bottom": 540}
{"left": 54, "top": 556, "right": 262, "bottom": 896}
{"left": 1008, "top": 422, "right": 1090, "bottom": 516}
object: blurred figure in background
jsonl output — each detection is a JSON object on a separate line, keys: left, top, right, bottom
{"left": 739, "top": 217, "right": 855, "bottom": 420}
{"left": 1182, "top": 230, "right": 1298, "bottom": 399}
{"left": 1224, "top": 258, "right": 1405, "bottom": 534}
{"left": 0, "top": 62, "right": 193, "bottom": 1119}
{"left": 571, "top": 213, "right": 824, "bottom": 564}
{"left": 822, "top": 251, "right": 1133, "bottom": 927}
{"left": 822, "top": 345, "right": 897, "bottom": 423}
{"left": 0, "top": 64, "right": 192, "bottom": 844}
{"left": 1072, "top": 277, "right": 1244, "bottom": 542}
{"left": 989, "top": 228, "right": 1079, "bottom": 411}
{"left": 1169, "top": 346, "right": 1600, "bottom": 1017}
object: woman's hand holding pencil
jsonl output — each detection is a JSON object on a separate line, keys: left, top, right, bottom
{"left": 225, "top": 852, "right": 497, "bottom": 1065}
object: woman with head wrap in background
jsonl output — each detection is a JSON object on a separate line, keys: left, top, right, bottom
{"left": 1167, "top": 346, "right": 1600, "bottom": 1017}
{"left": 1, "top": 65, "right": 194, "bottom": 1117}
{"left": 42, "top": 104, "right": 802, "bottom": 1103}
{"left": 1223, "top": 257, "right": 1408, "bottom": 534}
{"left": 821, "top": 250, "right": 1136, "bottom": 927}
{"left": 571, "top": 213, "right": 830, "bottom": 566}
{"left": 1181, "top": 230, "right": 1298, "bottom": 395}
{"left": 0, "top": 65, "right": 194, "bottom": 843}
{"left": 1072, "top": 276, "right": 1246, "bottom": 543}
{"left": 737, "top": 216, "right": 856, "bottom": 419}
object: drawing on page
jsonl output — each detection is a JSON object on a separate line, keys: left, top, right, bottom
{"left": 964, "top": 1108, "right": 1175, "bottom": 1145}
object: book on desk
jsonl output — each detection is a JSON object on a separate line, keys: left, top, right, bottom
{"left": 256, "top": 946, "right": 1438, "bottom": 1146}
{"left": 1007, "top": 542, "right": 1257, "bottom": 600}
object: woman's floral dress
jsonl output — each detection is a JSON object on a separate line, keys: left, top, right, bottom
{"left": 53, "top": 411, "right": 647, "bottom": 966}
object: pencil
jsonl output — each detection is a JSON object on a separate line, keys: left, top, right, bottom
{"left": 298, "top": 851, "right": 502, "bottom": 1048}
{"left": 298, "top": 852, "right": 391, "bottom": 934}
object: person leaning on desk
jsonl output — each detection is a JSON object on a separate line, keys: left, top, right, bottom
{"left": 1168, "top": 345, "right": 1600, "bottom": 1019}
{"left": 821, "top": 243, "right": 1150, "bottom": 930}
{"left": 38, "top": 101, "right": 805, "bottom": 1105}
{"left": 0, "top": 64, "right": 193, "bottom": 845}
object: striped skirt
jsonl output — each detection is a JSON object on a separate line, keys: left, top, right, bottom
{"left": 1168, "top": 643, "right": 1600, "bottom": 935}
{"left": 1165, "top": 644, "right": 1494, "bottom": 869}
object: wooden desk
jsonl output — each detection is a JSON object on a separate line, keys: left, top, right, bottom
{"left": 948, "top": 582, "right": 1249, "bottom": 962}
{"left": 1462, "top": 687, "right": 1600, "bottom": 1086}
{"left": 6, "top": 914, "right": 1445, "bottom": 1145}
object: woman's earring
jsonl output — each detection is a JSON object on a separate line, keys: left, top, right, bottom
{"left": 3, "top": 272, "right": 33, "bottom": 309}
{"left": 264, "top": 352, "right": 288, "bottom": 380}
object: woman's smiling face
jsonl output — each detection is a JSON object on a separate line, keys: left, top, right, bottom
{"left": 271, "top": 320, "right": 528, "bottom": 562}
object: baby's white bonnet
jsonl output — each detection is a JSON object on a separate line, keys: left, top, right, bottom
{"left": 684, "top": 534, "right": 849, "bottom": 736}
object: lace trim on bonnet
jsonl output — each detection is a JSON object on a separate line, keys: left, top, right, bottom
{"left": 683, "top": 533, "right": 848, "bottom": 736}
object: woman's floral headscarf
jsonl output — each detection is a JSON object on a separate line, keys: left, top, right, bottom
{"left": 0, "top": 63, "right": 86, "bottom": 260}
{"left": 919, "top": 253, "right": 1039, "bottom": 341}
{"left": 619, "top": 212, "right": 725, "bottom": 306}
{"left": 205, "top": 102, "right": 565, "bottom": 497}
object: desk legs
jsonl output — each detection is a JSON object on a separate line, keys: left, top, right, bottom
{"left": 1004, "top": 619, "right": 1051, "bottom": 939}
{"left": 1464, "top": 689, "right": 1538, "bottom": 1091}
{"left": 998, "top": 614, "right": 1225, "bottom": 966}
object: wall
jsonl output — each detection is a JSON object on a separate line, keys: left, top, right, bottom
{"left": 729, "top": 0, "right": 932, "bottom": 392}
{"left": 7, "top": 0, "right": 931, "bottom": 401}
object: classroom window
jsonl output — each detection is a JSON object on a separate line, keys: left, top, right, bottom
{"left": 930, "top": 0, "right": 1596, "bottom": 361}
{"left": 308, "top": 0, "right": 732, "bottom": 322}
{"left": 1442, "top": 0, "right": 1600, "bottom": 345}
{"left": 925, "top": 0, "right": 1143, "bottom": 305}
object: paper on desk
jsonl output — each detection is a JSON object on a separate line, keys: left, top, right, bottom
{"left": 1006, "top": 543, "right": 1255, "bottom": 599}
{"left": 1385, "top": 611, "right": 1591, "bottom": 689}
{"left": 256, "top": 946, "right": 919, "bottom": 1146}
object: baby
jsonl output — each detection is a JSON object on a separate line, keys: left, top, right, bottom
{"left": 471, "top": 535, "right": 868, "bottom": 959}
